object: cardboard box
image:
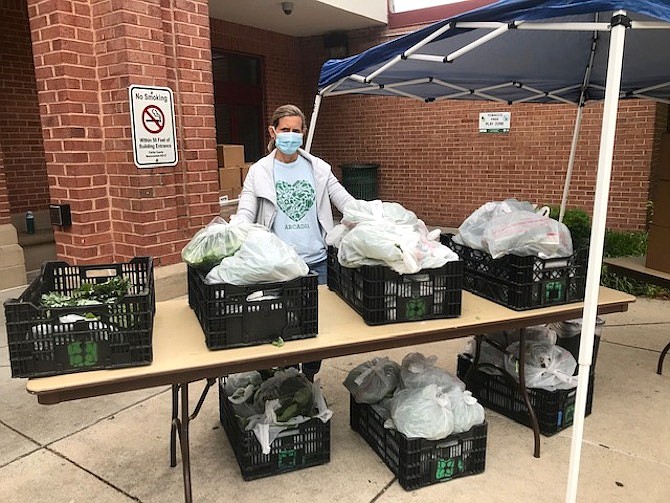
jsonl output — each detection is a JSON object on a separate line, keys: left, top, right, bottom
{"left": 650, "top": 180, "right": 670, "bottom": 226}
{"left": 217, "top": 144, "right": 245, "bottom": 167}
{"left": 219, "top": 167, "right": 241, "bottom": 190}
{"left": 659, "top": 134, "right": 670, "bottom": 181}
{"left": 241, "top": 162, "right": 252, "bottom": 184}
{"left": 220, "top": 187, "right": 241, "bottom": 201}
{"left": 646, "top": 223, "right": 670, "bottom": 273}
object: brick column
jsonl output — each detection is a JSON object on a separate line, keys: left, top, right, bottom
{"left": 27, "top": 0, "right": 218, "bottom": 266}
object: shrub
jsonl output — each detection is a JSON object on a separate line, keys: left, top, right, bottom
{"left": 549, "top": 206, "right": 591, "bottom": 250}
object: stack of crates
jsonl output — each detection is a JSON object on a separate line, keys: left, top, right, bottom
{"left": 327, "top": 246, "right": 463, "bottom": 325}
{"left": 441, "top": 234, "right": 587, "bottom": 311}
{"left": 456, "top": 319, "right": 603, "bottom": 436}
{"left": 187, "top": 266, "right": 318, "bottom": 349}
{"left": 4, "top": 257, "right": 155, "bottom": 378}
{"left": 457, "top": 355, "right": 594, "bottom": 436}
{"left": 218, "top": 378, "right": 331, "bottom": 480}
{"left": 349, "top": 395, "right": 487, "bottom": 490}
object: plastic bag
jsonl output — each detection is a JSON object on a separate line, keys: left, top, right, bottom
{"left": 181, "top": 217, "right": 264, "bottom": 271}
{"left": 504, "top": 340, "right": 578, "bottom": 390}
{"left": 387, "top": 384, "right": 455, "bottom": 440}
{"left": 225, "top": 371, "right": 264, "bottom": 418}
{"left": 453, "top": 198, "right": 573, "bottom": 259}
{"left": 336, "top": 221, "right": 458, "bottom": 274}
{"left": 205, "top": 228, "right": 309, "bottom": 285}
{"left": 400, "top": 352, "right": 466, "bottom": 392}
{"left": 455, "top": 199, "right": 536, "bottom": 251}
{"left": 343, "top": 357, "right": 401, "bottom": 404}
{"left": 245, "top": 368, "right": 333, "bottom": 454}
{"left": 461, "top": 326, "right": 558, "bottom": 375}
{"left": 483, "top": 210, "right": 573, "bottom": 259}
{"left": 446, "top": 388, "right": 486, "bottom": 434}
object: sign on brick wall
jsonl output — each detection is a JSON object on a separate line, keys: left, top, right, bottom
{"left": 479, "top": 112, "right": 511, "bottom": 133}
{"left": 129, "top": 85, "right": 178, "bottom": 168}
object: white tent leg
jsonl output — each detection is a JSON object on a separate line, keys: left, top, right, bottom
{"left": 559, "top": 105, "right": 585, "bottom": 223}
{"left": 565, "top": 12, "right": 628, "bottom": 503}
{"left": 305, "top": 93, "right": 323, "bottom": 153}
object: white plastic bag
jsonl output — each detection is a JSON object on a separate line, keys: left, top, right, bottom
{"left": 483, "top": 210, "right": 573, "bottom": 259}
{"left": 181, "top": 217, "right": 264, "bottom": 271}
{"left": 455, "top": 199, "right": 536, "bottom": 251}
{"left": 400, "top": 352, "right": 466, "bottom": 392}
{"left": 504, "top": 340, "right": 578, "bottom": 390}
{"left": 205, "top": 228, "right": 308, "bottom": 285}
{"left": 446, "top": 389, "right": 486, "bottom": 434}
{"left": 387, "top": 384, "right": 454, "bottom": 440}
{"left": 246, "top": 376, "right": 333, "bottom": 455}
{"left": 454, "top": 198, "right": 573, "bottom": 259}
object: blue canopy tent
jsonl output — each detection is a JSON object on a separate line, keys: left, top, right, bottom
{"left": 306, "top": 1, "right": 670, "bottom": 501}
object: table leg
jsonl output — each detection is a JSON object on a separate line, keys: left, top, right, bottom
{"left": 657, "top": 341, "right": 670, "bottom": 375}
{"left": 516, "top": 329, "right": 541, "bottom": 458}
{"left": 179, "top": 383, "right": 193, "bottom": 503}
{"left": 168, "top": 379, "right": 218, "bottom": 503}
{"left": 465, "top": 332, "right": 541, "bottom": 458}
{"left": 170, "top": 384, "right": 178, "bottom": 467}
{"left": 169, "top": 383, "right": 193, "bottom": 503}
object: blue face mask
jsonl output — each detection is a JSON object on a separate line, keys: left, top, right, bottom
{"left": 274, "top": 131, "right": 303, "bottom": 155}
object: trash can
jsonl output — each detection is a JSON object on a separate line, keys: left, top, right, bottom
{"left": 549, "top": 317, "right": 605, "bottom": 369}
{"left": 340, "top": 163, "right": 379, "bottom": 201}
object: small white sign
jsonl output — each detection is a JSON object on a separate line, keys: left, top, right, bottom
{"left": 129, "top": 85, "right": 178, "bottom": 168}
{"left": 479, "top": 112, "right": 511, "bottom": 133}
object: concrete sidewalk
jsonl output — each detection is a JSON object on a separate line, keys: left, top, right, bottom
{"left": 1, "top": 286, "right": 669, "bottom": 503}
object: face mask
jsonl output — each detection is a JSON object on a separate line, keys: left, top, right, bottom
{"left": 274, "top": 131, "right": 303, "bottom": 155}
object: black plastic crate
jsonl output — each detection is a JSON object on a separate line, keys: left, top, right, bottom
{"left": 218, "top": 379, "right": 330, "bottom": 480}
{"left": 4, "top": 257, "right": 154, "bottom": 378}
{"left": 440, "top": 234, "right": 587, "bottom": 311}
{"left": 349, "top": 395, "right": 487, "bottom": 491}
{"left": 457, "top": 355, "right": 594, "bottom": 436}
{"left": 327, "top": 246, "right": 463, "bottom": 325}
{"left": 187, "top": 267, "right": 318, "bottom": 350}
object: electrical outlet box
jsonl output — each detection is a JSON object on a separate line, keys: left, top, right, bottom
{"left": 49, "top": 203, "right": 72, "bottom": 227}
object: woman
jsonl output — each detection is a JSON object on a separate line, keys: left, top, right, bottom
{"left": 235, "top": 104, "right": 355, "bottom": 380}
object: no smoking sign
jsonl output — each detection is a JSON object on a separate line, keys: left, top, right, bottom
{"left": 129, "top": 85, "right": 178, "bottom": 168}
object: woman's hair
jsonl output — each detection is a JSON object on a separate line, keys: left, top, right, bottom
{"left": 267, "top": 104, "right": 307, "bottom": 152}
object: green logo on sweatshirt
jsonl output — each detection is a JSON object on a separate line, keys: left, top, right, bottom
{"left": 276, "top": 180, "right": 315, "bottom": 222}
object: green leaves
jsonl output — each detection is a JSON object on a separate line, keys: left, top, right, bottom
{"left": 41, "top": 276, "right": 131, "bottom": 307}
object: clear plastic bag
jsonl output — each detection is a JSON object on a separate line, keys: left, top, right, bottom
{"left": 343, "top": 357, "right": 401, "bottom": 404}
{"left": 454, "top": 199, "right": 573, "bottom": 259}
{"left": 205, "top": 228, "right": 308, "bottom": 285}
{"left": 446, "top": 388, "right": 486, "bottom": 434}
{"left": 181, "top": 217, "right": 264, "bottom": 271}
{"left": 387, "top": 384, "right": 455, "bottom": 440}
{"left": 504, "top": 340, "right": 578, "bottom": 390}
{"left": 400, "top": 352, "right": 466, "bottom": 392}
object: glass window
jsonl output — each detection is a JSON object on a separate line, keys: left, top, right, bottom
{"left": 388, "top": 0, "right": 495, "bottom": 28}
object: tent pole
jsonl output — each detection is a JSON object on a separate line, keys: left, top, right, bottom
{"left": 305, "top": 93, "right": 323, "bottom": 153}
{"left": 559, "top": 105, "right": 585, "bottom": 222}
{"left": 565, "top": 11, "right": 628, "bottom": 503}
{"left": 561, "top": 20, "right": 599, "bottom": 223}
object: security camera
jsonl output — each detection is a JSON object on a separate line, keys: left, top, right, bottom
{"left": 281, "top": 1, "right": 293, "bottom": 15}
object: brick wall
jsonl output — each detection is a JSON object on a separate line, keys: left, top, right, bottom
{"left": 0, "top": 147, "right": 9, "bottom": 226}
{"left": 0, "top": 0, "right": 49, "bottom": 215}
{"left": 26, "top": 0, "right": 218, "bottom": 265}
